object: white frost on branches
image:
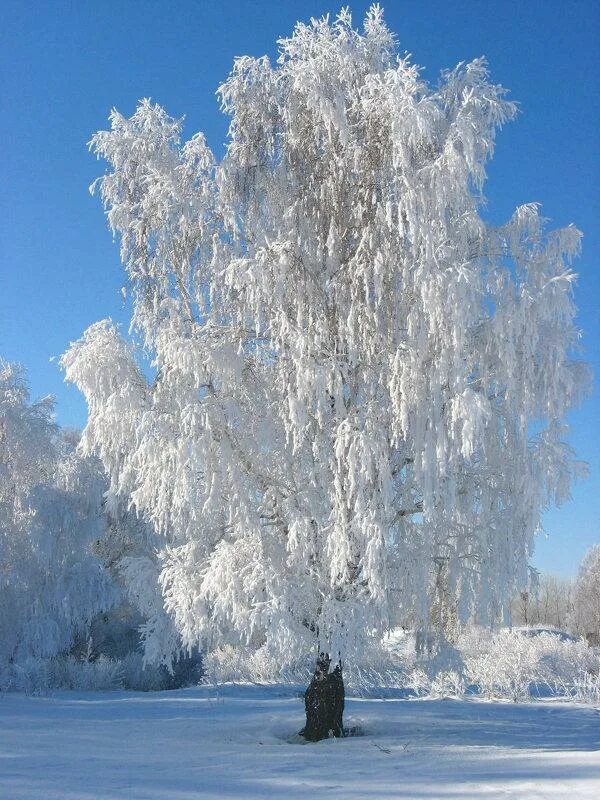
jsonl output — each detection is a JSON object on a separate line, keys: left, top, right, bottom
{"left": 0, "top": 361, "right": 117, "bottom": 666}
{"left": 571, "top": 545, "right": 600, "bottom": 644}
{"left": 62, "top": 7, "right": 588, "bottom": 668}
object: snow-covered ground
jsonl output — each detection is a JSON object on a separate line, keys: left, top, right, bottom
{"left": 1, "top": 684, "right": 599, "bottom": 799}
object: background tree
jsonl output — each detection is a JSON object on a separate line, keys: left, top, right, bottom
{"left": 0, "top": 357, "right": 191, "bottom": 690}
{"left": 570, "top": 545, "right": 600, "bottom": 644}
{"left": 63, "top": 7, "right": 587, "bottom": 735}
{"left": 0, "top": 360, "right": 117, "bottom": 672}
{"left": 509, "top": 573, "right": 576, "bottom": 631}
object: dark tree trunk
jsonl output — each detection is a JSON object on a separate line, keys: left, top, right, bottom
{"left": 301, "top": 652, "right": 345, "bottom": 741}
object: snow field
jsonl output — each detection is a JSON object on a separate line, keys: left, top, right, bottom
{"left": 1, "top": 684, "right": 599, "bottom": 799}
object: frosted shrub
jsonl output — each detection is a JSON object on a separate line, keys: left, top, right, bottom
{"left": 465, "top": 631, "right": 538, "bottom": 701}
{"left": 119, "top": 653, "right": 172, "bottom": 691}
{"left": 203, "top": 644, "right": 311, "bottom": 686}
{"left": 0, "top": 656, "right": 121, "bottom": 693}
{"left": 429, "top": 670, "right": 465, "bottom": 699}
{"left": 573, "top": 672, "right": 600, "bottom": 705}
{"left": 51, "top": 656, "right": 124, "bottom": 691}
{"left": 113, "top": 651, "right": 202, "bottom": 691}
{"left": 343, "top": 663, "right": 408, "bottom": 696}
{"left": 405, "top": 669, "right": 431, "bottom": 698}
{"left": 8, "top": 658, "right": 52, "bottom": 695}
{"left": 455, "top": 626, "right": 494, "bottom": 661}
{"left": 340, "top": 632, "right": 415, "bottom": 694}
{"left": 202, "top": 633, "right": 415, "bottom": 692}
{"left": 534, "top": 634, "right": 598, "bottom": 689}
{"left": 0, "top": 652, "right": 204, "bottom": 694}
{"left": 461, "top": 628, "right": 599, "bottom": 702}
{"left": 203, "top": 645, "right": 261, "bottom": 684}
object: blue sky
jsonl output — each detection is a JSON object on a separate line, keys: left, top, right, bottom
{"left": 1, "top": 1, "right": 598, "bottom": 576}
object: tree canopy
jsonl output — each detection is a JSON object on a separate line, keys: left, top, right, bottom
{"left": 63, "top": 7, "right": 587, "bottom": 669}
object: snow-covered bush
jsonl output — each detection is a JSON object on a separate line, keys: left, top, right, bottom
{"left": 95, "top": 617, "right": 599, "bottom": 706}
{"left": 202, "top": 645, "right": 297, "bottom": 685}
{"left": 464, "top": 630, "right": 538, "bottom": 701}
{"left": 429, "top": 670, "right": 465, "bottom": 699}
{"left": 535, "top": 633, "right": 598, "bottom": 688}
{"left": 405, "top": 668, "right": 431, "bottom": 698}
{"left": 0, "top": 655, "right": 122, "bottom": 693}
{"left": 202, "top": 630, "right": 416, "bottom": 692}
{"left": 5, "top": 658, "right": 52, "bottom": 695}
{"left": 202, "top": 625, "right": 599, "bottom": 705}
{"left": 572, "top": 672, "right": 600, "bottom": 705}
{"left": 460, "top": 628, "right": 599, "bottom": 702}
{"left": 52, "top": 656, "right": 125, "bottom": 691}
{"left": 455, "top": 626, "right": 495, "bottom": 661}
{"left": 118, "top": 651, "right": 203, "bottom": 691}
{"left": 0, "top": 650, "right": 202, "bottom": 694}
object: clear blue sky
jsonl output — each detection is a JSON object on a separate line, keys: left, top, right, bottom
{"left": 1, "top": 1, "right": 598, "bottom": 576}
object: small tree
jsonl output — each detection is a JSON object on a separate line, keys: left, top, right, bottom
{"left": 510, "top": 573, "right": 576, "bottom": 631}
{"left": 571, "top": 545, "right": 600, "bottom": 645}
{"left": 63, "top": 8, "right": 587, "bottom": 737}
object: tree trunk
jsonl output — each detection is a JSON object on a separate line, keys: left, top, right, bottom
{"left": 301, "top": 653, "right": 345, "bottom": 741}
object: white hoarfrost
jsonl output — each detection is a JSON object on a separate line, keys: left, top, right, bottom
{"left": 0, "top": 361, "right": 117, "bottom": 675}
{"left": 571, "top": 545, "right": 600, "bottom": 644}
{"left": 62, "top": 8, "right": 588, "bottom": 670}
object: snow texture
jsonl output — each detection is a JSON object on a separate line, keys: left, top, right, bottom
{"left": 1, "top": 685, "right": 599, "bottom": 799}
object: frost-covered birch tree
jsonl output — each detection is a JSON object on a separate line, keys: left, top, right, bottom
{"left": 63, "top": 7, "right": 588, "bottom": 685}
{"left": 0, "top": 361, "right": 117, "bottom": 675}
{"left": 571, "top": 545, "right": 600, "bottom": 644}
